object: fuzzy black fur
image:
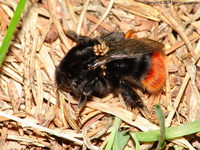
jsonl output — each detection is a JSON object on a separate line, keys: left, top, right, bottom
{"left": 55, "top": 31, "right": 164, "bottom": 108}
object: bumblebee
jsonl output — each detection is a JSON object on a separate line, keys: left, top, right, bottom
{"left": 55, "top": 30, "right": 166, "bottom": 109}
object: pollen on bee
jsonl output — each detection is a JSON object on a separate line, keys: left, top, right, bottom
{"left": 100, "top": 65, "right": 107, "bottom": 70}
{"left": 100, "top": 65, "right": 107, "bottom": 76}
{"left": 93, "top": 41, "right": 109, "bottom": 56}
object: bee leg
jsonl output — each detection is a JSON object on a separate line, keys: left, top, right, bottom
{"left": 78, "top": 94, "right": 87, "bottom": 109}
{"left": 65, "top": 30, "right": 91, "bottom": 43}
{"left": 75, "top": 94, "right": 89, "bottom": 117}
{"left": 77, "top": 83, "right": 93, "bottom": 113}
{"left": 119, "top": 81, "right": 152, "bottom": 120}
{"left": 119, "top": 81, "right": 143, "bottom": 108}
{"left": 65, "top": 30, "right": 78, "bottom": 41}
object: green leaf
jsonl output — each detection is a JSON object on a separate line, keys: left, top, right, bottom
{"left": 130, "top": 119, "right": 200, "bottom": 142}
{"left": 113, "top": 131, "right": 130, "bottom": 150}
{"left": 130, "top": 133, "right": 140, "bottom": 150}
{"left": 155, "top": 104, "right": 166, "bottom": 149}
{"left": 105, "top": 117, "right": 121, "bottom": 150}
{"left": 0, "top": 0, "right": 27, "bottom": 66}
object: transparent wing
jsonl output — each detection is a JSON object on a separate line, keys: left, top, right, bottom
{"left": 89, "top": 38, "right": 164, "bottom": 69}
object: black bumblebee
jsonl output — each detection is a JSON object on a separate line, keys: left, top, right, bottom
{"left": 55, "top": 30, "right": 166, "bottom": 109}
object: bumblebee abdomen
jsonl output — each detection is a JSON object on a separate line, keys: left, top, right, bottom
{"left": 104, "top": 55, "right": 150, "bottom": 88}
{"left": 141, "top": 51, "right": 166, "bottom": 93}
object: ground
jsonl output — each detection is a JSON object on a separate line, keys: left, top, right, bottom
{"left": 0, "top": 0, "right": 200, "bottom": 149}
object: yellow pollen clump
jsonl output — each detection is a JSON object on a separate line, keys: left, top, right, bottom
{"left": 93, "top": 41, "right": 109, "bottom": 56}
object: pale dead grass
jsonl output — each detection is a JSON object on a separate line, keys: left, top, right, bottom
{"left": 0, "top": 0, "right": 200, "bottom": 149}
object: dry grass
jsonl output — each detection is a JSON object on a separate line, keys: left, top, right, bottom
{"left": 0, "top": 0, "right": 200, "bottom": 149}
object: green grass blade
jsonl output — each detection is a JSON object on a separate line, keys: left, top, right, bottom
{"left": 0, "top": 0, "right": 27, "bottom": 67}
{"left": 155, "top": 104, "right": 166, "bottom": 149}
{"left": 113, "top": 131, "right": 130, "bottom": 150}
{"left": 105, "top": 117, "right": 121, "bottom": 150}
{"left": 130, "top": 133, "right": 140, "bottom": 150}
{"left": 130, "top": 119, "right": 200, "bottom": 142}
{"left": 174, "top": 145, "right": 180, "bottom": 150}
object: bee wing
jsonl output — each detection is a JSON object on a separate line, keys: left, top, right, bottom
{"left": 89, "top": 38, "right": 165, "bottom": 69}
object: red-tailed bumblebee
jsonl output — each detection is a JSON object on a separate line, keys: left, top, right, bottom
{"left": 55, "top": 30, "right": 166, "bottom": 109}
